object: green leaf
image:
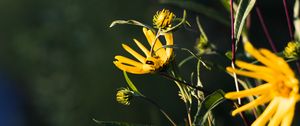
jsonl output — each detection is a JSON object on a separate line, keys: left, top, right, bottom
{"left": 93, "top": 119, "right": 150, "bottom": 126}
{"left": 198, "top": 90, "right": 225, "bottom": 126}
{"left": 159, "top": 0, "right": 229, "bottom": 26}
{"left": 109, "top": 20, "right": 154, "bottom": 31}
{"left": 123, "top": 71, "right": 143, "bottom": 96}
{"left": 225, "top": 51, "right": 233, "bottom": 60}
{"left": 234, "top": 0, "right": 256, "bottom": 43}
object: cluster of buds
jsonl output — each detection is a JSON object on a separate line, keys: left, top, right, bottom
{"left": 153, "top": 9, "right": 175, "bottom": 30}
{"left": 116, "top": 88, "right": 134, "bottom": 106}
{"left": 283, "top": 41, "right": 300, "bottom": 59}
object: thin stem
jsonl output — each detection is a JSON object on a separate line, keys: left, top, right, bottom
{"left": 140, "top": 96, "right": 177, "bottom": 126}
{"left": 169, "top": 61, "right": 193, "bottom": 126}
{"left": 149, "top": 29, "right": 161, "bottom": 56}
{"left": 230, "top": 0, "right": 241, "bottom": 104}
{"left": 159, "top": 72, "right": 202, "bottom": 91}
{"left": 283, "top": 0, "right": 294, "bottom": 40}
{"left": 230, "top": 0, "right": 235, "bottom": 57}
{"left": 255, "top": 7, "right": 278, "bottom": 52}
{"left": 186, "top": 105, "right": 192, "bottom": 126}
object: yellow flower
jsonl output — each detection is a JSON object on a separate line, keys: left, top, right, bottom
{"left": 113, "top": 28, "right": 173, "bottom": 74}
{"left": 225, "top": 42, "right": 300, "bottom": 126}
{"left": 116, "top": 88, "right": 133, "bottom": 106}
{"left": 283, "top": 41, "right": 300, "bottom": 59}
{"left": 153, "top": 9, "right": 175, "bottom": 29}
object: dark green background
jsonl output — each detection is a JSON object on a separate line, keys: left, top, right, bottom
{"left": 0, "top": 0, "right": 299, "bottom": 126}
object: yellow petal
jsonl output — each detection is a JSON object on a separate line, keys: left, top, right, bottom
{"left": 142, "top": 28, "right": 167, "bottom": 61}
{"left": 226, "top": 67, "right": 274, "bottom": 82}
{"left": 164, "top": 32, "right": 173, "bottom": 59}
{"left": 259, "top": 49, "right": 294, "bottom": 77}
{"left": 235, "top": 60, "right": 275, "bottom": 75}
{"left": 231, "top": 94, "right": 272, "bottom": 116}
{"left": 281, "top": 105, "right": 295, "bottom": 126}
{"left": 113, "top": 61, "right": 149, "bottom": 74}
{"left": 114, "top": 55, "right": 143, "bottom": 67}
{"left": 122, "top": 44, "right": 146, "bottom": 63}
{"left": 244, "top": 42, "right": 279, "bottom": 72}
{"left": 268, "top": 97, "right": 296, "bottom": 126}
{"left": 133, "top": 39, "right": 150, "bottom": 57}
{"left": 225, "top": 83, "right": 272, "bottom": 99}
{"left": 251, "top": 98, "right": 279, "bottom": 126}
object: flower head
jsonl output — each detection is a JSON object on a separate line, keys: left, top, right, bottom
{"left": 116, "top": 88, "right": 134, "bottom": 106}
{"left": 153, "top": 9, "right": 175, "bottom": 29}
{"left": 225, "top": 42, "right": 300, "bottom": 126}
{"left": 113, "top": 28, "right": 173, "bottom": 74}
{"left": 283, "top": 41, "right": 300, "bottom": 59}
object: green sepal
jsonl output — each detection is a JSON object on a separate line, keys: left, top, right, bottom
{"left": 123, "top": 71, "right": 143, "bottom": 96}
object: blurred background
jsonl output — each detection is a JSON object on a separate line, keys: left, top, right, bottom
{"left": 0, "top": 0, "right": 299, "bottom": 126}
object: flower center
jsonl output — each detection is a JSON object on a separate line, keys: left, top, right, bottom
{"left": 276, "top": 81, "right": 293, "bottom": 97}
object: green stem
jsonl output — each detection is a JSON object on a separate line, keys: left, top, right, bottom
{"left": 159, "top": 72, "right": 202, "bottom": 90}
{"left": 170, "top": 60, "right": 193, "bottom": 126}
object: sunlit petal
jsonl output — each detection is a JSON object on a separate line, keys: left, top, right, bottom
{"left": 164, "top": 32, "right": 173, "bottom": 59}
{"left": 133, "top": 39, "right": 150, "bottom": 57}
{"left": 113, "top": 61, "right": 148, "bottom": 74}
{"left": 122, "top": 44, "right": 146, "bottom": 63}
{"left": 281, "top": 105, "right": 295, "bottom": 126}
{"left": 114, "top": 55, "right": 143, "bottom": 67}
{"left": 268, "top": 97, "right": 295, "bottom": 126}
{"left": 252, "top": 98, "right": 279, "bottom": 126}
{"left": 142, "top": 28, "right": 167, "bottom": 61}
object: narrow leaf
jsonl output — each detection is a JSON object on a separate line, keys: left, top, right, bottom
{"left": 109, "top": 20, "right": 154, "bottom": 31}
{"left": 93, "top": 119, "right": 150, "bottom": 126}
{"left": 234, "top": 0, "right": 256, "bottom": 43}
{"left": 123, "top": 71, "right": 143, "bottom": 96}
{"left": 178, "top": 55, "right": 194, "bottom": 68}
{"left": 180, "top": 48, "right": 211, "bottom": 70}
{"left": 199, "top": 90, "right": 225, "bottom": 126}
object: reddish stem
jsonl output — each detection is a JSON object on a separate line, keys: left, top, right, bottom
{"left": 283, "top": 0, "right": 294, "bottom": 40}
{"left": 255, "top": 7, "right": 278, "bottom": 52}
{"left": 230, "top": 0, "right": 236, "bottom": 60}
